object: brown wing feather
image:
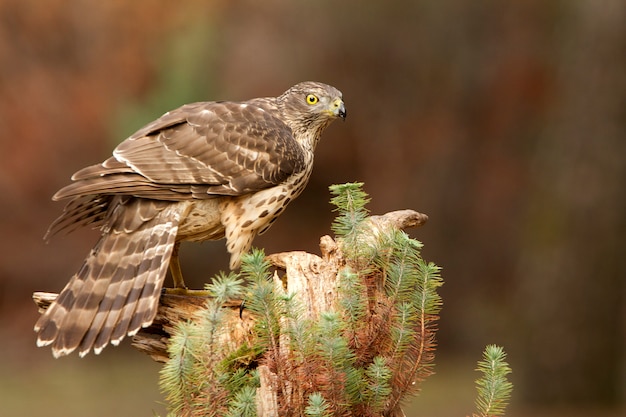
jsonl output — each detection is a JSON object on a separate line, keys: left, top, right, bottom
{"left": 53, "top": 100, "right": 305, "bottom": 202}
{"left": 44, "top": 195, "right": 111, "bottom": 240}
{"left": 35, "top": 198, "right": 178, "bottom": 357}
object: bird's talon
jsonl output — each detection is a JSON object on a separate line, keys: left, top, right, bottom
{"left": 164, "top": 287, "right": 211, "bottom": 297}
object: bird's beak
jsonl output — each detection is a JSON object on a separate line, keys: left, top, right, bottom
{"left": 330, "top": 98, "right": 347, "bottom": 120}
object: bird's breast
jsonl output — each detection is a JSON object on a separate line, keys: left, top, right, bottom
{"left": 221, "top": 164, "right": 315, "bottom": 237}
{"left": 176, "top": 152, "right": 314, "bottom": 245}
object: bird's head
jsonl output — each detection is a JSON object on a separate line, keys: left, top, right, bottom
{"left": 278, "top": 81, "right": 346, "bottom": 147}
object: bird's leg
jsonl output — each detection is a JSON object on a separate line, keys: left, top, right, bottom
{"left": 164, "top": 241, "right": 210, "bottom": 297}
{"left": 169, "top": 241, "right": 186, "bottom": 289}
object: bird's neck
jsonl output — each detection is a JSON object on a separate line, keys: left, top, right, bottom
{"left": 293, "top": 118, "right": 334, "bottom": 152}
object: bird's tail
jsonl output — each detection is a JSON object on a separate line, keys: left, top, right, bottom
{"left": 35, "top": 199, "right": 180, "bottom": 358}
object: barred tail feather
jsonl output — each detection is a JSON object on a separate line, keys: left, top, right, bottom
{"left": 78, "top": 233, "right": 144, "bottom": 356}
{"left": 35, "top": 202, "right": 180, "bottom": 358}
{"left": 94, "top": 222, "right": 178, "bottom": 353}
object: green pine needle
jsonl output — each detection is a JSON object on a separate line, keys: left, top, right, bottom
{"left": 305, "top": 392, "right": 332, "bottom": 417}
{"left": 389, "top": 302, "right": 418, "bottom": 360}
{"left": 337, "top": 267, "right": 367, "bottom": 339}
{"left": 240, "top": 248, "right": 272, "bottom": 283}
{"left": 415, "top": 259, "right": 443, "bottom": 316}
{"left": 204, "top": 271, "right": 245, "bottom": 303}
{"left": 159, "top": 321, "right": 203, "bottom": 415}
{"left": 316, "top": 311, "right": 354, "bottom": 368}
{"left": 225, "top": 386, "right": 258, "bottom": 417}
{"left": 281, "top": 293, "right": 314, "bottom": 362}
{"left": 239, "top": 248, "right": 281, "bottom": 356}
{"left": 474, "top": 345, "right": 513, "bottom": 417}
{"left": 384, "top": 233, "right": 422, "bottom": 304}
{"left": 344, "top": 367, "right": 367, "bottom": 405}
{"left": 329, "top": 183, "right": 371, "bottom": 257}
{"left": 365, "top": 356, "right": 393, "bottom": 411}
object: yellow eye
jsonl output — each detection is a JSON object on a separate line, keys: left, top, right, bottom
{"left": 306, "top": 94, "right": 319, "bottom": 105}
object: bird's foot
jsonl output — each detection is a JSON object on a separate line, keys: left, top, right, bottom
{"left": 163, "top": 287, "right": 211, "bottom": 297}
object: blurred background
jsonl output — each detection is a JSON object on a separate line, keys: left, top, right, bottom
{"left": 0, "top": 1, "right": 624, "bottom": 416}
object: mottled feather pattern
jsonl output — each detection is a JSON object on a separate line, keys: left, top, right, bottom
{"left": 37, "top": 81, "right": 345, "bottom": 357}
{"left": 54, "top": 101, "right": 305, "bottom": 201}
{"left": 115, "top": 100, "right": 302, "bottom": 189}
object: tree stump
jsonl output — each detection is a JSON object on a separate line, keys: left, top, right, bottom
{"left": 34, "top": 209, "right": 432, "bottom": 417}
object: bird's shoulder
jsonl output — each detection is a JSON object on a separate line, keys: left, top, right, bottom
{"left": 128, "top": 98, "right": 281, "bottom": 140}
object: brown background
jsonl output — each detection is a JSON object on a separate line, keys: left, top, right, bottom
{"left": 1, "top": 1, "right": 624, "bottom": 416}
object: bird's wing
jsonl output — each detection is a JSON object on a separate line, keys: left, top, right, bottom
{"left": 55, "top": 100, "right": 306, "bottom": 200}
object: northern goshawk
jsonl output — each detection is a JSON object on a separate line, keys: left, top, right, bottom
{"left": 35, "top": 81, "right": 346, "bottom": 357}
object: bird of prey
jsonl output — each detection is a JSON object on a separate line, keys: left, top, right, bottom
{"left": 35, "top": 81, "right": 346, "bottom": 358}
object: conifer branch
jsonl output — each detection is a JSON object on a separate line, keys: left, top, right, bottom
{"left": 305, "top": 392, "right": 332, "bottom": 417}
{"left": 472, "top": 345, "right": 513, "bottom": 417}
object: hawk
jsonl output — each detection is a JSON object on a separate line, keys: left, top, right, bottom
{"left": 35, "top": 81, "right": 346, "bottom": 358}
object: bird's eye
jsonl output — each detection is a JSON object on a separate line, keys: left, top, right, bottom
{"left": 306, "top": 94, "right": 319, "bottom": 105}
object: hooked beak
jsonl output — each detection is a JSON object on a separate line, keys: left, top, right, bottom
{"left": 330, "top": 98, "right": 347, "bottom": 120}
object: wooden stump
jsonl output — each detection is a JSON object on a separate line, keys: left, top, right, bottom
{"left": 33, "top": 209, "right": 428, "bottom": 416}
